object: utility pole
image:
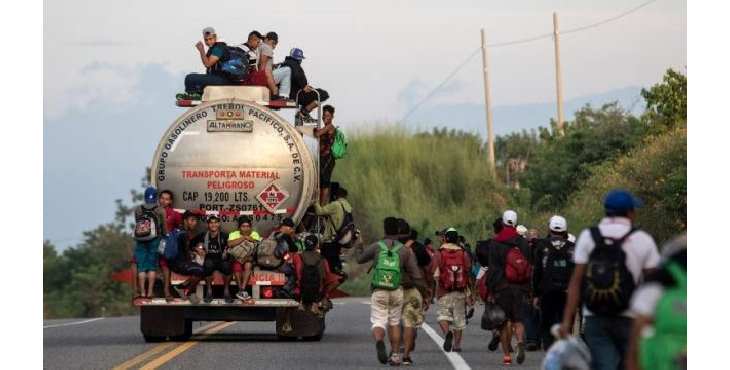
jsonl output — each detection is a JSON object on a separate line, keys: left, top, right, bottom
{"left": 553, "top": 12, "right": 565, "bottom": 136}
{"left": 480, "top": 28, "right": 496, "bottom": 176}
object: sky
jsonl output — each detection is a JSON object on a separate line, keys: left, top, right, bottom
{"left": 43, "top": 0, "right": 686, "bottom": 248}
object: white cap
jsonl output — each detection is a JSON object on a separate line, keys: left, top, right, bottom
{"left": 516, "top": 225, "right": 527, "bottom": 236}
{"left": 549, "top": 215, "right": 567, "bottom": 232}
{"left": 503, "top": 210, "right": 518, "bottom": 227}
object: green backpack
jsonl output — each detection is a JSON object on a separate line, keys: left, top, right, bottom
{"left": 331, "top": 127, "right": 348, "bottom": 159}
{"left": 371, "top": 241, "right": 403, "bottom": 290}
{"left": 639, "top": 262, "right": 687, "bottom": 370}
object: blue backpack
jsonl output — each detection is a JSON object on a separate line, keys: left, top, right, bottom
{"left": 162, "top": 228, "right": 184, "bottom": 260}
{"left": 218, "top": 45, "right": 250, "bottom": 81}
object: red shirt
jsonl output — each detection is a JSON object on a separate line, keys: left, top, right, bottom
{"left": 164, "top": 207, "right": 183, "bottom": 232}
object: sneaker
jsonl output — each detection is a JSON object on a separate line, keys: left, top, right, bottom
{"left": 402, "top": 356, "right": 412, "bottom": 366}
{"left": 376, "top": 340, "right": 388, "bottom": 364}
{"left": 503, "top": 355, "right": 512, "bottom": 365}
{"left": 388, "top": 352, "right": 401, "bottom": 366}
{"left": 236, "top": 291, "right": 250, "bottom": 301}
{"left": 488, "top": 333, "right": 500, "bottom": 351}
{"left": 516, "top": 342, "right": 525, "bottom": 364}
{"left": 443, "top": 331, "right": 454, "bottom": 352}
{"left": 466, "top": 307, "right": 475, "bottom": 319}
{"left": 176, "top": 92, "right": 201, "bottom": 100}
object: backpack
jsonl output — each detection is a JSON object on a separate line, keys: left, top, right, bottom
{"left": 160, "top": 228, "right": 183, "bottom": 260}
{"left": 218, "top": 44, "right": 251, "bottom": 81}
{"left": 331, "top": 127, "right": 348, "bottom": 159}
{"left": 134, "top": 207, "right": 161, "bottom": 241}
{"left": 329, "top": 201, "right": 356, "bottom": 246}
{"left": 639, "top": 263, "right": 687, "bottom": 370}
{"left": 438, "top": 248, "right": 468, "bottom": 291}
{"left": 581, "top": 227, "right": 638, "bottom": 316}
{"left": 300, "top": 252, "right": 323, "bottom": 304}
{"left": 543, "top": 237, "right": 574, "bottom": 292}
{"left": 255, "top": 235, "right": 288, "bottom": 270}
{"left": 505, "top": 243, "right": 531, "bottom": 284}
{"left": 371, "top": 241, "right": 403, "bottom": 290}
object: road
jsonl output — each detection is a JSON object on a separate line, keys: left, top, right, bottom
{"left": 44, "top": 298, "right": 546, "bottom": 369}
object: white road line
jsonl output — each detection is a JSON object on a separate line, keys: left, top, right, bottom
{"left": 421, "top": 323, "right": 472, "bottom": 370}
{"left": 43, "top": 317, "right": 104, "bottom": 329}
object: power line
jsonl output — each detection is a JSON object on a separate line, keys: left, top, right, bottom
{"left": 400, "top": 0, "right": 661, "bottom": 122}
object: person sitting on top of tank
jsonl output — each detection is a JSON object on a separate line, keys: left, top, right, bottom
{"left": 227, "top": 215, "right": 261, "bottom": 301}
{"left": 276, "top": 47, "right": 330, "bottom": 126}
{"left": 179, "top": 27, "right": 231, "bottom": 100}
{"left": 243, "top": 31, "right": 286, "bottom": 100}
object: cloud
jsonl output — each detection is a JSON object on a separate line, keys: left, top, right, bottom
{"left": 45, "top": 63, "right": 143, "bottom": 121}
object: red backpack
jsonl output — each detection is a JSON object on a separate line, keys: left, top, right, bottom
{"left": 505, "top": 245, "right": 531, "bottom": 284}
{"left": 438, "top": 249, "right": 468, "bottom": 291}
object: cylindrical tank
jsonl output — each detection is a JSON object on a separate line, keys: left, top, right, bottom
{"left": 151, "top": 99, "right": 317, "bottom": 236}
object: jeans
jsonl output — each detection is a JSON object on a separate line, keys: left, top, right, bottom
{"left": 184, "top": 73, "right": 230, "bottom": 94}
{"left": 583, "top": 315, "right": 632, "bottom": 370}
{"left": 272, "top": 66, "right": 291, "bottom": 97}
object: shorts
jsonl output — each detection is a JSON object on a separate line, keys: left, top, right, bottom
{"left": 231, "top": 260, "right": 253, "bottom": 273}
{"left": 134, "top": 239, "right": 160, "bottom": 272}
{"left": 437, "top": 290, "right": 467, "bottom": 329}
{"left": 204, "top": 255, "right": 232, "bottom": 276}
{"left": 171, "top": 261, "right": 205, "bottom": 277}
{"left": 402, "top": 288, "right": 424, "bottom": 328}
{"left": 244, "top": 69, "right": 269, "bottom": 87}
{"left": 320, "top": 155, "right": 335, "bottom": 187}
{"left": 495, "top": 286, "right": 527, "bottom": 323}
{"left": 370, "top": 287, "right": 404, "bottom": 330}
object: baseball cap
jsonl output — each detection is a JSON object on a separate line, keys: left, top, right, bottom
{"left": 206, "top": 214, "right": 221, "bottom": 223}
{"left": 202, "top": 26, "right": 216, "bottom": 35}
{"left": 289, "top": 48, "right": 305, "bottom": 60}
{"left": 280, "top": 217, "right": 295, "bottom": 228}
{"left": 502, "top": 210, "right": 518, "bottom": 227}
{"left": 549, "top": 215, "right": 568, "bottom": 232}
{"left": 604, "top": 189, "right": 643, "bottom": 213}
{"left": 144, "top": 187, "right": 158, "bottom": 205}
{"left": 265, "top": 31, "right": 278, "bottom": 42}
{"left": 182, "top": 210, "right": 199, "bottom": 220}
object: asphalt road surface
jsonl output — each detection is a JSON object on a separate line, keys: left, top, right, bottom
{"left": 44, "top": 298, "right": 546, "bottom": 369}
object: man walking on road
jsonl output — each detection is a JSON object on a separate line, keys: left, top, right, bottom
{"left": 487, "top": 210, "right": 532, "bottom": 365}
{"left": 353, "top": 217, "right": 426, "bottom": 366}
{"left": 399, "top": 221, "right": 433, "bottom": 365}
{"left": 559, "top": 189, "right": 660, "bottom": 370}
{"left": 433, "top": 228, "right": 473, "bottom": 354}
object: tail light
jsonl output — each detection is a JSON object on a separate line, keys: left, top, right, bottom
{"left": 262, "top": 286, "right": 274, "bottom": 299}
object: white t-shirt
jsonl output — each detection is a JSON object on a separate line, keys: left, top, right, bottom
{"left": 259, "top": 42, "right": 275, "bottom": 71}
{"left": 630, "top": 282, "right": 664, "bottom": 317}
{"left": 574, "top": 217, "right": 660, "bottom": 317}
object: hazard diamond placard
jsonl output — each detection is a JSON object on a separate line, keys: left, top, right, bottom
{"left": 256, "top": 182, "right": 290, "bottom": 213}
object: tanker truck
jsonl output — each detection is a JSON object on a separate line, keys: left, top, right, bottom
{"left": 136, "top": 86, "right": 327, "bottom": 342}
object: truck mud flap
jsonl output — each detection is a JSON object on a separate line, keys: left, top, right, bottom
{"left": 140, "top": 305, "right": 190, "bottom": 340}
{"left": 275, "top": 307, "right": 325, "bottom": 339}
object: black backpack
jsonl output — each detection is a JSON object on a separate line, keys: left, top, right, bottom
{"left": 582, "top": 227, "right": 638, "bottom": 316}
{"left": 330, "top": 202, "right": 356, "bottom": 246}
{"left": 543, "top": 237, "right": 574, "bottom": 292}
{"left": 300, "top": 252, "right": 322, "bottom": 304}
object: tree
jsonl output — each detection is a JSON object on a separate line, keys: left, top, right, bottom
{"left": 641, "top": 68, "right": 687, "bottom": 131}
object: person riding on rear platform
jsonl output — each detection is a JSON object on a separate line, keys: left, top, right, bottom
{"left": 182, "top": 27, "right": 230, "bottom": 98}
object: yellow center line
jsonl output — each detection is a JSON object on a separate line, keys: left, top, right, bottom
{"left": 111, "top": 321, "right": 229, "bottom": 370}
{"left": 139, "top": 321, "right": 236, "bottom": 370}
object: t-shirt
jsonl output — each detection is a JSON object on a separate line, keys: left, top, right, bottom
{"left": 630, "top": 248, "right": 686, "bottom": 317}
{"left": 193, "top": 231, "right": 228, "bottom": 258}
{"left": 206, "top": 42, "right": 227, "bottom": 75}
{"left": 574, "top": 216, "right": 661, "bottom": 317}
{"left": 164, "top": 207, "right": 182, "bottom": 233}
{"left": 258, "top": 42, "right": 274, "bottom": 71}
{"left": 228, "top": 230, "right": 262, "bottom": 242}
